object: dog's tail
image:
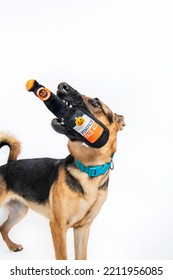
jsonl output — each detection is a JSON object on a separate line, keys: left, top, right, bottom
{"left": 0, "top": 132, "right": 21, "bottom": 163}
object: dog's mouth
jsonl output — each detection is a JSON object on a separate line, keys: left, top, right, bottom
{"left": 51, "top": 83, "right": 90, "bottom": 141}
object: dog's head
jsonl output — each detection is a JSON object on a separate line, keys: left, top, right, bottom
{"left": 52, "top": 83, "right": 125, "bottom": 155}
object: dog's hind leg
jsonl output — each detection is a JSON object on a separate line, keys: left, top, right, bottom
{"left": 0, "top": 199, "right": 28, "bottom": 252}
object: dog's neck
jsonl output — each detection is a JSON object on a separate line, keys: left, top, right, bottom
{"left": 67, "top": 141, "right": 115, "bottom": 166}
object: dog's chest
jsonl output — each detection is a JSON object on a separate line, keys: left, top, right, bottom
{"left": 66, "top": 174, "right": 108, "bottom": 227}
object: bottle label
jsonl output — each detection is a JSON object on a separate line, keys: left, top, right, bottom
{"left": 36, "top": 87, "right": 51, "bottom": 101}
{"left": 73, "top": 114, "right": 103, "bottom": 143}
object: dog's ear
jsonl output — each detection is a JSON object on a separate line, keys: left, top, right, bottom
{"left": 115, "top": 114, "right": 125, "bottom": 130}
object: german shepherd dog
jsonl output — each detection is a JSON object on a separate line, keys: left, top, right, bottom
{"left": 0, "top": 83, "right": 125, "bottom": 259}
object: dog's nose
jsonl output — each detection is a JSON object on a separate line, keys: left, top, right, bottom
{"left": 57, "top": 83, "right": 70, "bottom": 93}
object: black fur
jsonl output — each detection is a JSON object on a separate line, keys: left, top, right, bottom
{"left": 102, "top": 109, "right": 114, "bottom": 124}
{"left": 0, "top": 142, "right": 8, "bottom": 149}
{"left": 0, "top": 154, "right": 86, "bottom": 203}
{"left": 64, "top": 155, "right": 84, "bottom": 195}
{"left": 99, "top": 178, "right": 109, "bottom": 190}
{"left": 107, "top": 112, "right": 114, "bottom": 124}
{"left": 0, "top": 158, "right": 62, "bottom": 204}
{"left": 65, "top": 169, "right": 84, "bottom": 195}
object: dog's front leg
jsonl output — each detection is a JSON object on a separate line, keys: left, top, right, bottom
{"left": 73, "top": 222, "right": 92, "bottom": 260}
{"left": 50, "top": 218, "right": 67, "bottom": 260}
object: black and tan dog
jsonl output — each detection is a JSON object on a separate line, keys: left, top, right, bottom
{"left": 0, "top": 83, "right": 125, "bottom": 259}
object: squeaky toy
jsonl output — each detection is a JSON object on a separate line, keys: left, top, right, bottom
{"left": 26, "top": 80, "right": 109, "bottom": 148}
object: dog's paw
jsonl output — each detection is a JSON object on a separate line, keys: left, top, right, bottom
{"left": 9, "top": 243, "right": 23, "bottom": 252}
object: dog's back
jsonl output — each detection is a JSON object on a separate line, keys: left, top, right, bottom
{"left": 0, "top": 157, "right": 61, "bottom": 204}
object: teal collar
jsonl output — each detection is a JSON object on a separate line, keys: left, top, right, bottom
{"left": 75, "top": 155, "right": 114, "bottom": 178}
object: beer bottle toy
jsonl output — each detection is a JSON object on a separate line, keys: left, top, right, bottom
{"left": 26, "top": 80, "right": 109, "bottom": 148}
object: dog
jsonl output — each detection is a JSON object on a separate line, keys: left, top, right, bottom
{"left": 0, "top": 83, "right": 125, "bottom": 259}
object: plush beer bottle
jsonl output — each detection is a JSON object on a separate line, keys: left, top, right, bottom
{"left": 26, "top": 80, "right": 109, "bottom": 148}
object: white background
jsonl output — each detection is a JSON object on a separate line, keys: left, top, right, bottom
{"left": 0, "top": 0, "right": 173, "bottom": 260}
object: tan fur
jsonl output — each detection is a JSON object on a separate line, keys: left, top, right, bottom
{"left": 0, "top": 132, "right": 21, "bottom": 162}
{"left": 0, "top": 96, "right": 124, "bottom": 259}
{"left": 0, "top": 176, "right": 8, "bottom": 204}
{"left": 27, "top": 202, "right": 50, "bottom": 219}
{"left": 48, "top": 166, "right": 109, "bottom": 259}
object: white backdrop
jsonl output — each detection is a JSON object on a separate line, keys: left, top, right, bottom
{"left": 0, "top": 0, "right": 173, "bottom": 260}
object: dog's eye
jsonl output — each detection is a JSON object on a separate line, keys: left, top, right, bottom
{"left": 89, "top": 98, "right": 102, "bottom": 108}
